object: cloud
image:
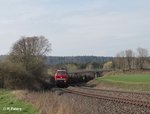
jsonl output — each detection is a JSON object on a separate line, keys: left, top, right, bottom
{"left": 0, "top": 0, "right": 150, "bottom": 56}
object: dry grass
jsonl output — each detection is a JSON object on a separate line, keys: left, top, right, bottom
{"left": 14, "top": 90, "right": 76, "bottom": 114}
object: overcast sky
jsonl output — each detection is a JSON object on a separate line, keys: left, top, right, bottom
{"left": 0, "top": 0, "right": 150, "bottom": 56}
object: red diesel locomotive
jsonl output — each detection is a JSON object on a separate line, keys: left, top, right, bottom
{"left": 54, "top": 70, "right": 68, "bottom": 86}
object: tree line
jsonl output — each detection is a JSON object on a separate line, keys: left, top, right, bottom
{"left": 46, "top": 56, "right": 113, "bottom": 65}
{"left": 114, "top": 47, "right": 149, "bottom": 70}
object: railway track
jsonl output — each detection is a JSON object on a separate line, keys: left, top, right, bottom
{"left": 61, "top": 88, "right": 150, "bottom": 108}
{"left": 78, "top": 86, "right": 150, "bottom": 96}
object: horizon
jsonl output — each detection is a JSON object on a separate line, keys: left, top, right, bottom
{"left": 0, "top": 54, "right": 114, "bottom": 57}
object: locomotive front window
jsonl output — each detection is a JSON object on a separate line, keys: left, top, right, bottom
{"left": 57, "top": 71, "right": 66, "bottom": 76}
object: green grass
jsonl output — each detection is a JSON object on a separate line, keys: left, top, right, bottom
{"left": 99, "top": 74, "right": 150, "bottom": 83}
{"left": 0, "top": 89, "right": 38, "bottom": 114}
{"left": 97, "top": 73, "right": 150, "bottom": 92}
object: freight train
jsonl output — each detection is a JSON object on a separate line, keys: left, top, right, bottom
{"left": 54, "top": 69, "right": 104, "bottom": 87}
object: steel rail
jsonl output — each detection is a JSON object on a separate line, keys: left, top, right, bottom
{"left": 61, "top": 88, "right": 150, "bottom": 108}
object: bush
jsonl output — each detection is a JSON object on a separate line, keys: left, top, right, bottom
{"left": 103, "top": 61, "right": 113, "bottom": 70}
{"left": 0, "top": 60, "right": 33, "bottom": 89}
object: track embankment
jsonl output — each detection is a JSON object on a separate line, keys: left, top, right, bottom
{"left": 61, "top": 87, "right": 150, "bottom": 109}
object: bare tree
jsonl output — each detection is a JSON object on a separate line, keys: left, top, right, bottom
{"left": 9, "top": 36, "right": 51, "bottom": 78}
{"left": 125, "top": 49, "right": 134, "bottom": 70}
{"left": 137, "top": 47, "right": 149, "bottom": 69}
{"left": 0, "top": 36, "right": 52, "bottom": 89}
{"left": 9, "top": 36, "right": 51, "bottom": 81}
{"left": 115, "top": 51, "right": 126, "bottom": 69}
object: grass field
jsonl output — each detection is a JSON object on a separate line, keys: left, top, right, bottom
{"left": 0, "top": 90, "right": 38, "bottom": 114}
{"left": 97, "top": 73, "right": 150, "bottom": 92}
